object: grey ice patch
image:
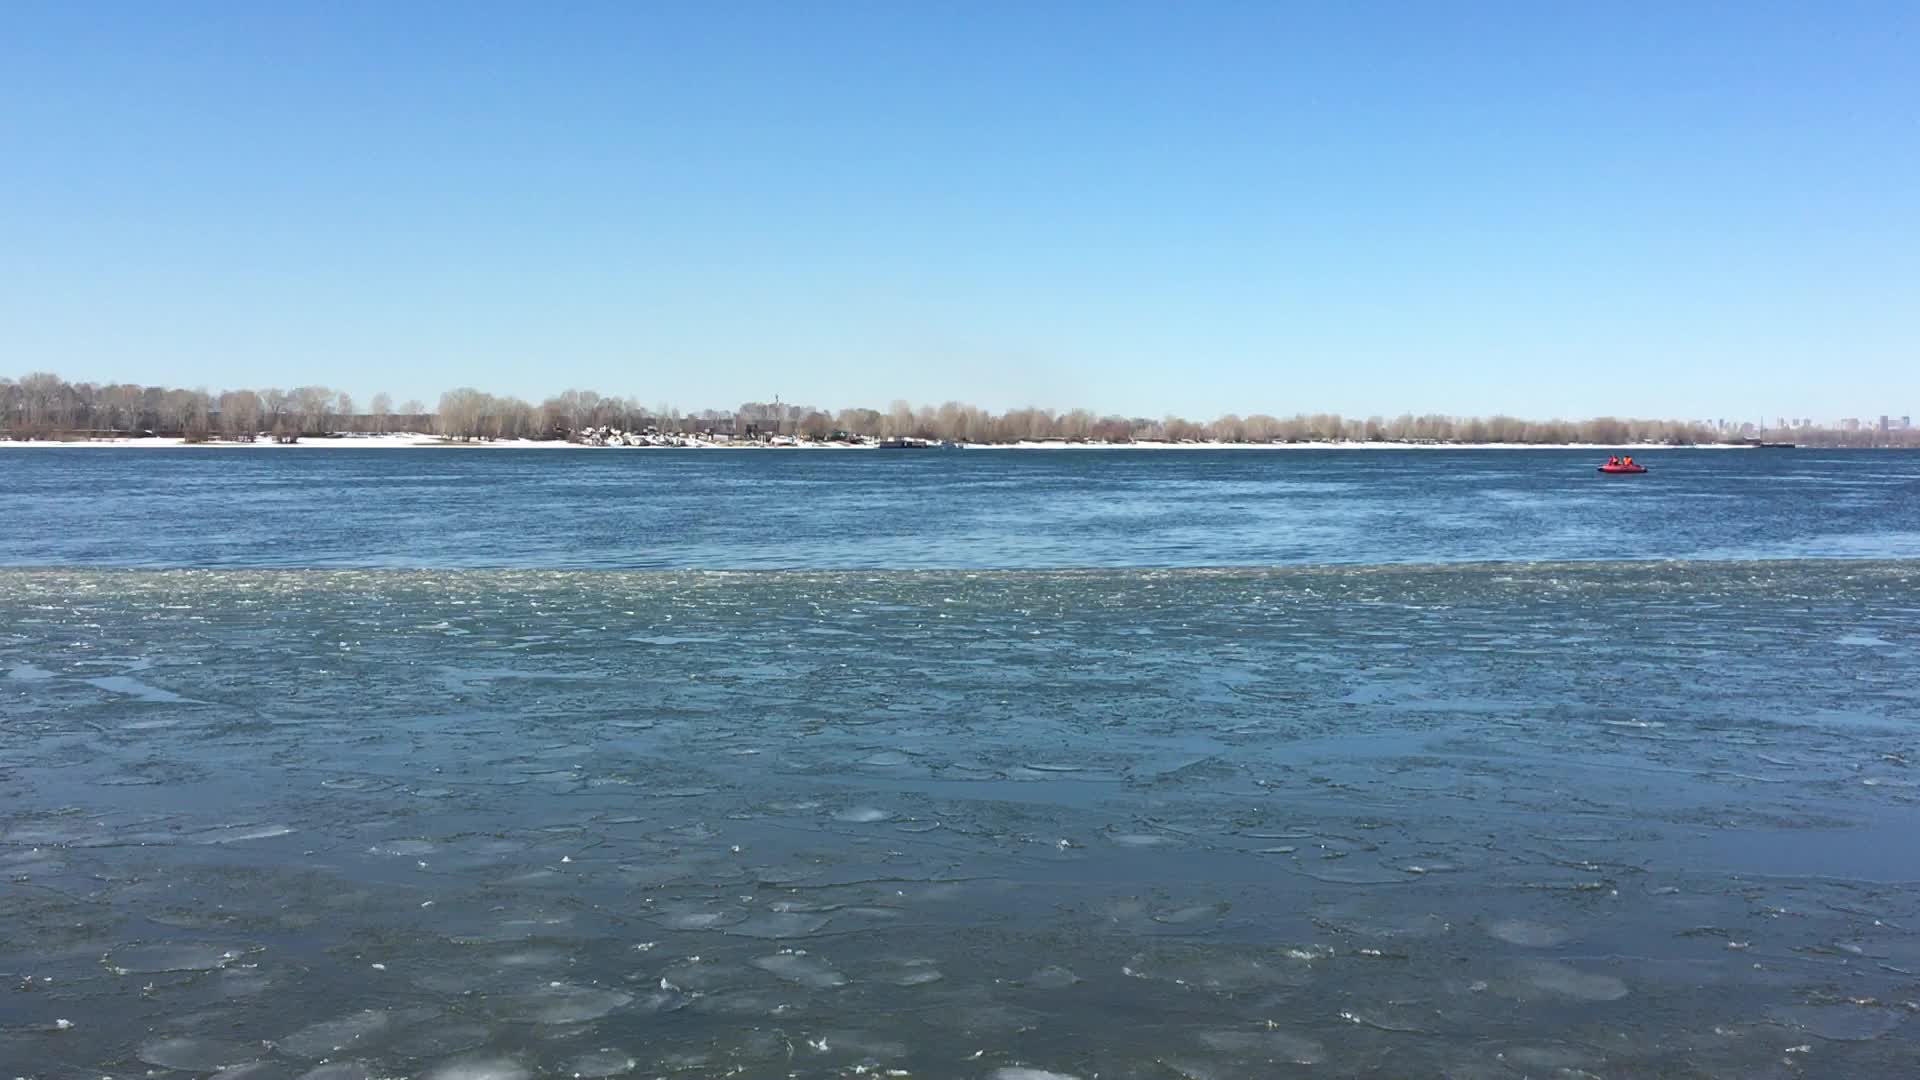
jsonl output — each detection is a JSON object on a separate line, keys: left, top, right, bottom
{"left": 297, "top": 1064, "right": 372, "bottom": 1080}
{"left": 139, "top": 1037, "right": 263, "bottom": 1071}
{"left": 1499, "top": 1043, "right": 1604, "bottom": 1071}
{"left": 1315, "top": 906, "right": 1450, "bottom": 940}
{"left": 1339, "top": 1004, "right": 1434, "bottom": 1034}
{"left": 195, "top": 823, "right": 297, "bottom": 844}
{"left": 652, "top": 907, "right": 748, "bottom": 931}
{"left": 488, "top": 945, "right": 578, "bottom": 969}
{"left": 385, "top": 1021, "right": 491, "bottom": 1058}
{"left": 277, "top": 1009, "right": 424, "bottom": 1057}
{"left": 1767, "top": 1003, "right": 1907, "bottom": 1041}
{"left": 420, "top": 1054, "right": 533, "bottom": 1080}
{"left": 368, "top": 838, "right": 437, "bottom": 856}
{"left": 751, "top": 950, "right": 848, "bottom": 988}
{"left": 566, "top": 1050, "right": 638, "bottom": 1077}
{"left": 1107, "top": 833, "right": 1176, "bottom": 847}
{"left": 1196, "top": 1028, "right": 1327, "bottom": 1065}
{"left": 510, "top": 983, "right": 633, "bottom": 1024}
{"left": 1510, "top": 959, "right": 1629, "bottom": 1001}
{"left": 989, "top": 1070, "right": 1082, "bottom": 1080}
{"left": 1125, "top": 948, "right": 1318, "bottom": 991}
{"left": 211, "top": 1064, "right": 297, "bottom": 1080}
{"left": 729, "top": 911, "right": 831, "bottom": 938}
{"left": 630, "top": 988, "right": 694, "bottom": 1014}
{"left": 1486, "top": 918, "right": 1570, "bottom": 947}
{"left": 107, "top": 941, "right": 246, "bottom": 973}
{"left": 87, "top": 674, "right": 196, "bottom": 702}
{"left": 1154, "top": 902, "right": 1229, "bottom": 924}
{"left": 833, "top": 806, "right": 892, "bottom": 823}
{"left": 874, "top": 956, "right": 945, "bottom": 986}
{"left": 1292, "top": 863, "right": 1413, "bottom": 884}
{"left": 807, "top": 1031, "right": 908, "bottom": 1059}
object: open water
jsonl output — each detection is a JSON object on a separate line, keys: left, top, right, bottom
{"left": 3, "top": 449, "right": 1920, "bottom": 1078}
{"left": 3, "top": 447, "right": 1919, "bottom": 569}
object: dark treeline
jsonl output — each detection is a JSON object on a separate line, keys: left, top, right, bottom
{"left": 4, "top": 371, "right": 1917, "bottom": 447}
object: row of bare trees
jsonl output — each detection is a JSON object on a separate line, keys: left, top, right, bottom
{"left": 0, "top": 373, "right": 427, "bottom": 441}
{"left": 692, "top": 400, "right": 1733, "bottom": 445}
{"left": 7, "top": 370, "right": 1917, "bottom": 446}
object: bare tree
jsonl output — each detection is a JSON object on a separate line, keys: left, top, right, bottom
{"left": 103, "top": 383, "right": 144, "bottom": 434}
{"left": 290, "top": 386, "right": 331, "bottom": 435}
{"left": 219, "top": 389, "right": 261, "bottom": 440}
{"left": 437, "top": 388, "right": 494, "bottom": 441}
{"left": 883, "top": 399, "right": 915, "bottom": 438}
{"left": 263, "top": 388, "right": 291, "bottom": 440}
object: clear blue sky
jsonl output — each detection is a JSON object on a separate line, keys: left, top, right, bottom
{"left": 3, "top": 2, "right": 1914, "bottom": 421}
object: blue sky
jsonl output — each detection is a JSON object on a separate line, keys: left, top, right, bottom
{"left": 2, "top": 2, "right": 1914, "bottom": 420}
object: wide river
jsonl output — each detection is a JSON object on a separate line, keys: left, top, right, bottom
{"left": 3, "top": 448, "right": 1919, "bottom": 1078}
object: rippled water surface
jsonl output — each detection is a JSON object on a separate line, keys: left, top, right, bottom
{"left": 4, "top": 563, "right": 1919, "bottom": 1077}
{"left": 3, "top": 447, "right": 1919, "bottom": 568}
{"left": 4, "top": 452, "right": 1920, "bottom": 1076}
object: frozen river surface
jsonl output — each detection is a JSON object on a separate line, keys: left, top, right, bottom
{"left": 4, "top": 562, "right": 1919, "bottom": 1077}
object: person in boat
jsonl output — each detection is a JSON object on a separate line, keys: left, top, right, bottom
{"left": 1623, "top": 455, "right": 1633, "bottom": 467}
{"left": 1607, "top": 456, "right": 1620, "bottom": 467}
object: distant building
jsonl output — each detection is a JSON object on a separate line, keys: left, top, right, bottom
{"left": 1842, "top": 418, "right": 1861, "bottom": 432}
{"left": 1903, "top": 416, "right": 1913, "bottom": 430}
{"left": 1880, "top": 415, "right": 1892, "bottom": 433}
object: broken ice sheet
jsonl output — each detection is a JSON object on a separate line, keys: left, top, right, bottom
{"left": 276, "top": 1008, "right": 431, "bottom": 1057}
{"left": 1195, "top": 1028, "right": 1327, "bottom": 1065}
{"left": 1123, "top": 946, "right": 1316, "bottom": 991}
{"left": 1766, "top": 1003, "right": 1908, "bottom": 1042}
{"left": 418, "top": 1054, "right": 533, "bottom": 1080}
{"left": 751, "top": 949, "right": 847, "bottom": 988}
{"left": 294, "top": 1063, "right": 372, "bottom": 1080}
{"left": 8, "top": 563, "right": 1920, "bottom": 1077}
{"left": 728, "top": 910, "right": 831, "bottom": 938}
{"left": 1496, "top": 959, "right": 1630, "bottom": 1002}
{"left": 870, "top": 955, "right": 945, "bottom": 986}
{"left": 106, "top": 942, "right": 250, "bottom": 974}
{"left": 564, "top": 1049, "right": 637, "bottom": 1077}
{"left": 1485, "top": 918, "right": 1571, "bottom": 947}
{"left": 1019, "top": 965, "right": 1082, "bottom": 989}
{"left": 139, "top": 1037, "right": 264, "bottom": 1071}
{"left": 500, "top": 983, "right": 634, "bottom": 1024}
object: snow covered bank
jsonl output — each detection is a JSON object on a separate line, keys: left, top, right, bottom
{"left": 0, "top": 432, "right": 573, "bottom": 449}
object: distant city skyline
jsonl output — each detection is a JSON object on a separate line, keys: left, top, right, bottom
{"left": 3, "top": 3, "right": 1916, "bottom": 418}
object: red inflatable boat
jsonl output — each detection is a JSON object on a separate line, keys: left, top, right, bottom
{"left": 1597, "top": 462, "right": 1648, "bottom": 475}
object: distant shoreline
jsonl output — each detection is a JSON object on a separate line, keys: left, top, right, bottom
{"left": 0, "top": 432, "right": 1772, "bottom": 451}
